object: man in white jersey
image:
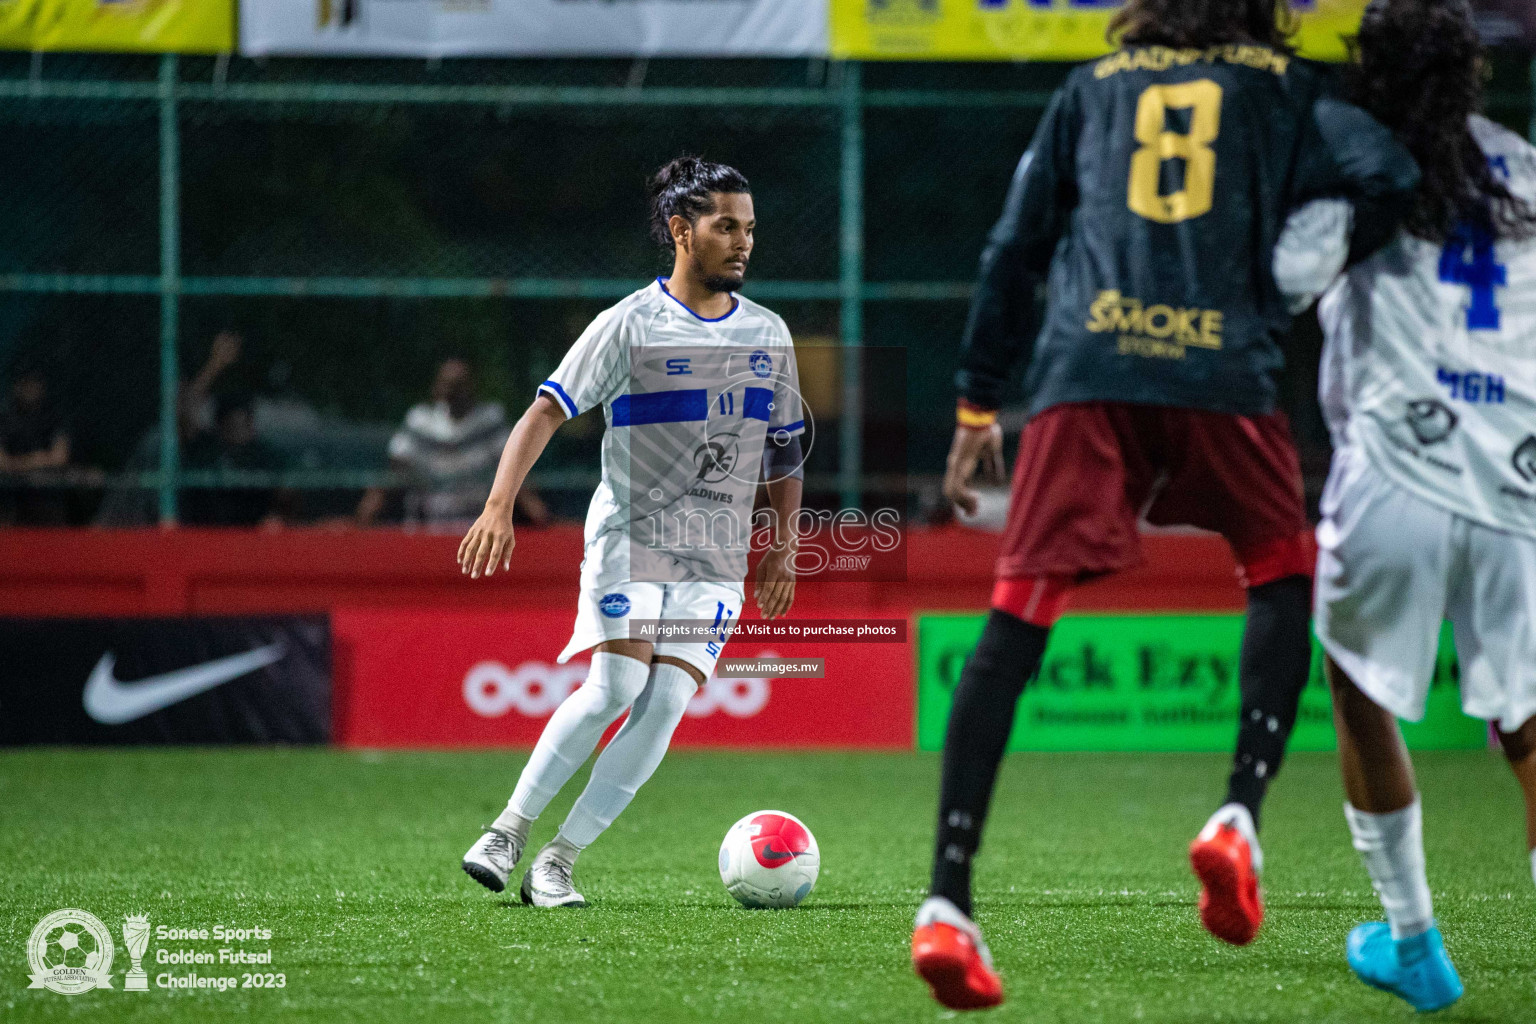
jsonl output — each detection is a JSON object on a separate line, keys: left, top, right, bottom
{"left": 1274, "top": 0, "right": 1536, "bottom": 1010}
{"left": 455, "top": 157, "right": 805, "bottom": 906}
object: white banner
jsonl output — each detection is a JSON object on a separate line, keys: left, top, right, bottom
{"left": 241, "top": 0, "right": 828, "bottom": 57}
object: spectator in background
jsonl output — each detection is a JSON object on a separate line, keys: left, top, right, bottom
{"left": 180, "top": 330, "right": 244, "bottom": 441}
{"left": 356, "top": 357, "right": 551, "bottom": 530}
{"left": 0, "top": 368, "right": 72, "bottom": 525}
{"left": 179, "top": 393, "right": 290, "bottom": 528}
{"left": 175, "top": 334, "right": 292, "bottom": 527}
{"left": 95, "top": 328, "right": 261, "bottom": 527}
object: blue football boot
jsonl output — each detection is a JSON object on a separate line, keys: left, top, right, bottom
{"left": 1347, "top": 922, "right": 1464, "bottom": 1013}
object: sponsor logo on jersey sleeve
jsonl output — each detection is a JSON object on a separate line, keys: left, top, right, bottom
{"left": 598, "top": 593, "right": 632, "bottom": 618}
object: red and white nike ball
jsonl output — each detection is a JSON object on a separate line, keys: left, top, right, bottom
{"left": 719, "top": 810, "right": 820, "bottom": 909}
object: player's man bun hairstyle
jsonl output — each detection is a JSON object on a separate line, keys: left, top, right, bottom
{"left": 648, "top": 156, "right": 751, "bottom": 254}
{"left": 1109, "top": 0, "right": 1296, "bottom": 52}
{"left": 1349, "top": 0, "right": 1536, "bottom": 242}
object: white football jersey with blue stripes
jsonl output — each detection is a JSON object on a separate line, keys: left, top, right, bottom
{"left": 538, "top": 279, "right": 804, "bottom": 584}
{"left": 1276, "top": 117, "right": 1536, "bottom": 539}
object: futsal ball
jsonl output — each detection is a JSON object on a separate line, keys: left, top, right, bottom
{"left": 719, "top": 809, "right": 820, "bottom": 909}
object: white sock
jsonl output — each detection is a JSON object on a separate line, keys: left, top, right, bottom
{"left": 489, "top": 808, "right": 533, "bottom": 845}
{"left": 538, "top": 834, "right": 582, "bottom": 868}
{"left": 1344, "top": 798, "right": 1434, "bottom": 940}
{"left": 502, "top": 652, "right": 650, "bottom": 822}
{"left": 557, "top": 662, "right": 698, "bottom": 849}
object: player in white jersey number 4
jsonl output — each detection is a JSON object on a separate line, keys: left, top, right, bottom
{"left": 456, "top": 157, "right": 806, "bottom": 906}
{"left": 1275, "top": 0, "right": 1536, "bottom": 1011}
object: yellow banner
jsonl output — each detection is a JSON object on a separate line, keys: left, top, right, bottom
{"left": 0, "top": 0, "right": 233, "bottom": 53}
{"left": 833, "top": 0, "right": 1367, "bottom": 62}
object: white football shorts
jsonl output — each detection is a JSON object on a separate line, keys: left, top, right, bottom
{"left": 556, "top": 541, "right": 745, "bottom": 679}
{"left": 1314, "top": 445, "right": 1536, "bottom": 732}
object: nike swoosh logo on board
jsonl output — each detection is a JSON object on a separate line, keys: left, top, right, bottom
{"left": 83, "top": 642, "right": 288, "bottom": 725}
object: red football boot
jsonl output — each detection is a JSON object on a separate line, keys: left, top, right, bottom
{"left": 1189, "top": 805, "right": 1264, "bottom": 946}
{"left": 911, "top": 897, "right": 1004, "bottom": 1011}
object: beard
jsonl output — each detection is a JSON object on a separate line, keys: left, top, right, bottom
{"left": 691, "top": 251, "right": 746, "bottom": 293}
{"left": 701, "top": 272, "right": 745, "bottom": 293}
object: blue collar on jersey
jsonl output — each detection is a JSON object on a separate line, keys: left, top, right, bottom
{"left": 657, "top": 278, "right": 740, "bottom": 322}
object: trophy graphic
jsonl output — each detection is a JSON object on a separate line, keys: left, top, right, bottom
{"left": 122, "top": 915, "right": 150, "bottom": 992}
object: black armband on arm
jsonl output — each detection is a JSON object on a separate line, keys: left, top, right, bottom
{"left": 762, "top": 432, "right": 804, "bottom": 482}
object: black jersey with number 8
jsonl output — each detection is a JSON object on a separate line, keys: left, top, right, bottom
{"left": 956, "top": 45, "right": 1421, "bottom": 419}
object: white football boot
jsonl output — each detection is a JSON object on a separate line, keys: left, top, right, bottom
{"left": 462, "top": 827, "right": 523, "bottom": 894}
{"left": 520, "top": 845, "right": 588, "bottom": 908}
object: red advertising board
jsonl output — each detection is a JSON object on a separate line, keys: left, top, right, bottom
{"left": 333, "top": 608, "right": 913, "bottom": 749}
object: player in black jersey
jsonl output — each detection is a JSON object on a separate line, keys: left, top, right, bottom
{"left": 911, "top": 0, "right": 1421, "bottom": 1010}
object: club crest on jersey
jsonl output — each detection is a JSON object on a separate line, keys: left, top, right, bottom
{"left": 598, "top": 593, "right": 631, "bottom": 618}
{"left": 1405, "top": 399, "right": 1459, "bottom": 446}
{"left": 749, "top": 350, "right": 773, "bottom": 379}
{"left": 1513, "top": 436, "right": 1536, "bottom": 484}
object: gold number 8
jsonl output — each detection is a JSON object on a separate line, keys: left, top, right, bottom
{"left": 1128, "top": 80, "right": 1223, "bottom": 225}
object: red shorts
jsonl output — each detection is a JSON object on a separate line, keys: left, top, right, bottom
{"left": 996, "top": 402, "right": 1311, "bottom": 607}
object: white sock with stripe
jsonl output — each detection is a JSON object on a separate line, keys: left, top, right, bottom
{"left": 1344, "top": 798, "right": 1434, "bottom": 940}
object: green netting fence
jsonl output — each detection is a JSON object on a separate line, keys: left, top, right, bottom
{"left": 0, "top": 52, "right": 1530, "bottom": 526}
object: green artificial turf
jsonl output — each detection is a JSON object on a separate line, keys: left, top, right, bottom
{"left": 1, "top": 748, "right": 1532, "bottom": 1023}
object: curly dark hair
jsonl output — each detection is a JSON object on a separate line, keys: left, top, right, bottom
{"left": 647, "top": 156, "right": 751, "bottom": 253}
{"left": 1349, "top": 0, "right": 1536, "bottom": 242}
{"left": 1108, "top": 0, "right": 1296, "bottom": 51}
